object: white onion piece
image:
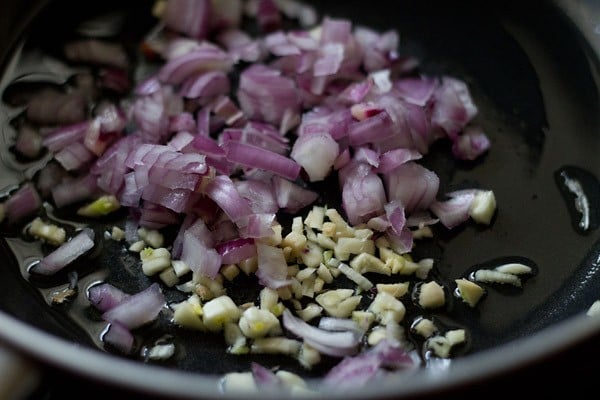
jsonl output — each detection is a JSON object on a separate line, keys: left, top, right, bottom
{"left": 102, "top": 283, "right": 165, "bottom": 330}
{"left": 282, "top": 309, "right": 360, "bottom": 357}
{"left": 256, "top": 242, "right": 292, "bottom": 289}
{"left": 318, "top": 317, "right": 364, "bottom": 336}
{"left": 290, "top": 132, "right": 339, "bottom": 182}
{"left": 31, "top": 228, "right": 95, "bottom": 275}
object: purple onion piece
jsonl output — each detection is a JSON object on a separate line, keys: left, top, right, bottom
{"left": 88, "top": 282, "right": 130, "bottom": 313}
{"left": 101, "top": 322, "right": 135, "bottom": 354}
{"left": 31, "top": 228, "right": 95, "bottom": 276}
{"left": 4, "top": 183, "right": 42, "bottom": 225}
{"left": 102, "top": 283, "right": 165, "bottom": 330}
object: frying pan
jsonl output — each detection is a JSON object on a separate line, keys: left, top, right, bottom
{"left": 0, "top": 0, "right": 599, "bottom": 398}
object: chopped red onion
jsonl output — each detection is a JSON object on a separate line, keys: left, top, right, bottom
{"left": 88, "top": 282, "right": 130, "bottom": 312}
{"left": 323, "top": 340, "right": 415, "bottom": 390}
{"left": 217, "top": 29, "right": 264, "bottom": 63}
{"left": 9, "top": 3, "right": 498, "bottom": 380}
{"left": 235, "top": 179, "right": 279, "bottom": 214}
{"left": 159, "top": 44, "right": 233, "bottom": 86}
{"left": 385, "top": 226, "right": 414, "bottom": 254}
{"left": 384, "top": 162, "right": 439, "bottom": 213}
{"left": 15, "top": 124, "right": 43, "bottom": 159}
{"left": 375, "top": 148, "right": 422, "bottom": 174}
{"left": 26, "top": 89, "right": 87, "bottom": 126}
{"left": 163, "top": 0, "right": 212, "bottom": 39}
{"left": 102, "top": 283, "right": 165, "bottom": 329}
{"left": 51, "top": 173, "right": 98, "bottom": 208}
{"left": 54, "top": 141, "right": 95, "bottom": 171}
{"left": 347, "top": 111, "right": 395, "bottom": 146}
{"left": 181, "top": 229, "right": 222, "bottom": 278}
{"left": 139, "top": 203, "right": 181, "bottom": 230}
{"left": 251, "top": 362, "right": 280, "bottom": 388}
{"left": 216, "top": 238, "right": 256, "bottom": 264}
{"left": 225, "top": 141, "right": 301, "bottom": 180}
{"left": 236, "top": 212, "right": 276, "bottom": 239}
{"left": 384, "top": 200, "right": 407, "bottom": 236}
{"left": 257, "top": 0, "right": 282, "bottom": 33}
{"left": 271, "top": 175, "right": 318, "bottom": 214}
{"left": 98, "top": 67, "right": 132, "bottom": 94}
{"left": 430, "top": 77, "right": 478, "bottom": 139}
{"left": 101, "top": 321, "right": 135, "bottom": 354}
{"left": 180, "top": 71, "right": 231, "bottom": 101}
{"left": 452, "top": 125, "right": 491, "bottom": 161}
{"left": 35, "top": 162, "right": 67, "bottom": 199}
{"left": 237, "top": 64, "right": 301, "bottom": 127}
{"left": 205, "top": 175, "right": 253, "bottom": 224}
{"left": 394, "top": 76, "right": 437, "bottom": 107}
{"left": 211, "top": 0, "right": 243, "bottom": 31}
{"left": 43, "top": 121, "right": 91, "bottom": 153}
{"left": 30, "top": 228, "right": 95, "bottom": 275}
{"left": 430, "top": 190, "right": 478, "bottom": 229}
{"left": 340, "top": 161, "right": 387, "bottom": 226}
{"left": 4, "top": 183, "right": 42, "bottom": 224}
{"left": 63, "top": 39, "right": 129, "bottom": 69}
{"left": 135, "top": 75, "right": 162, "bottom": 96}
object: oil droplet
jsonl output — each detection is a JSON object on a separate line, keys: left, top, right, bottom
{"left": 554, "top": 165, "right": 600, "bottom": 235}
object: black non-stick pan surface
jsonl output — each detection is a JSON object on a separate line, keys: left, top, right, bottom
{"left": 0, "top": 0, "right": 599, "bottom": 399}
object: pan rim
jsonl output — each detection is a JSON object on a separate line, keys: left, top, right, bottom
{"left": 1, "top": 307, "right": 599, "bottom": 399}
